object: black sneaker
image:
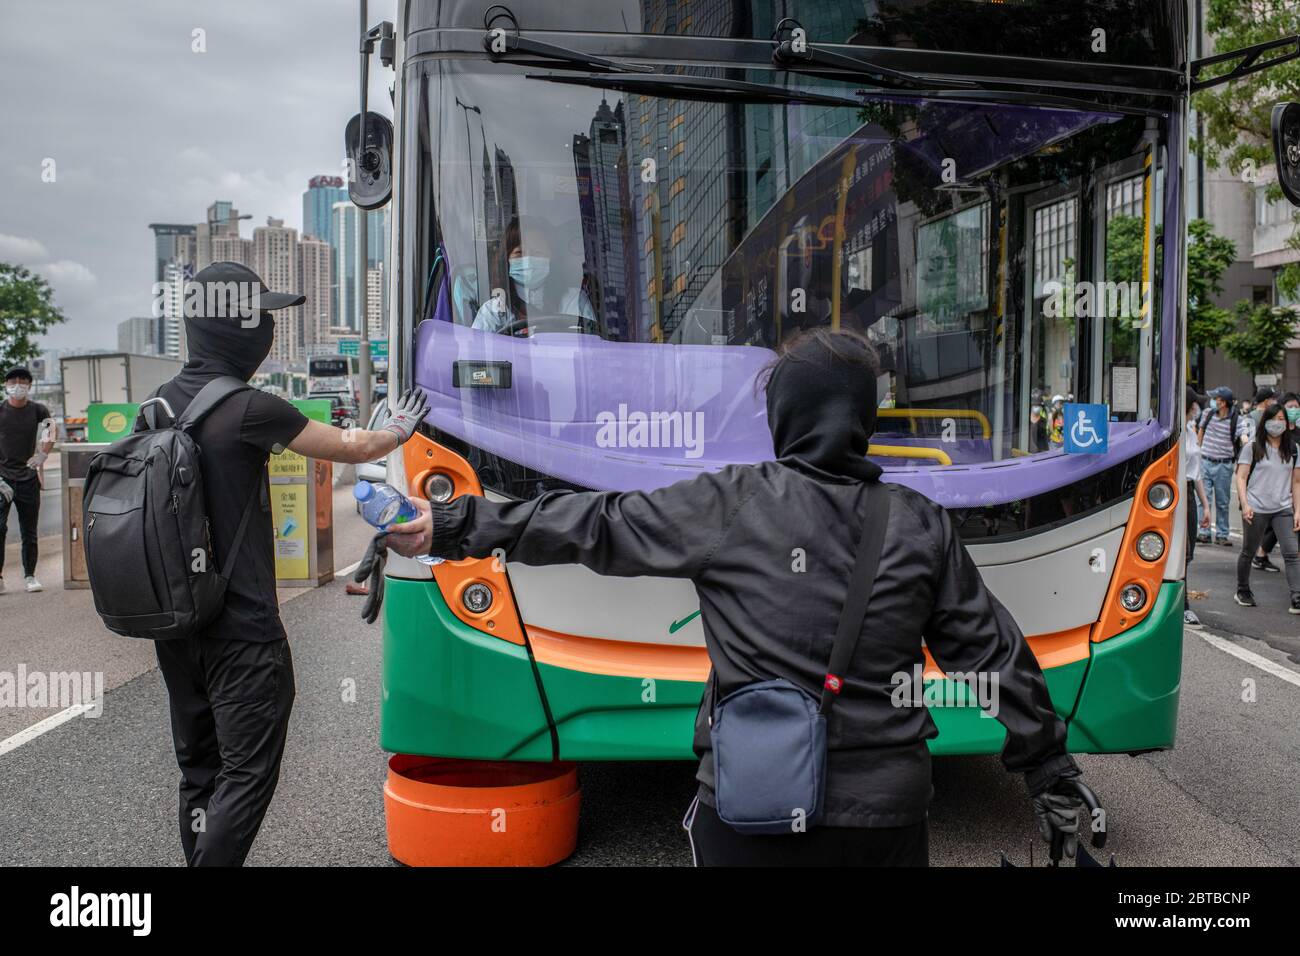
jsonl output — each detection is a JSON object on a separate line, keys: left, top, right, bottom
{"left": 1254, "top": 556, "right": 1283, "bottom": 573}
{"left": 1216, "top": 537, "right": 1234, "bottom": 547}
{"left": 1235, "top": 590, "right": 1257, "bottom": 607}
{"left": 1290, "top": 596, "right": 1300, "bottom": 615}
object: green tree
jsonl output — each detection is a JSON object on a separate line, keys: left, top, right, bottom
{"left": 1186, "top": 219, "right": 1239, "bottom": 352}
{"left": 1222, "top": 300, "right": 1300, "bottom": 376}
{"left": 1103, "top": 216, "right": 1236, "bottom": 349}
{"left": 0, "top": 263, "right": 66, "bottom": 371}
{"left": 1193, "top": 1, "right": 1300, "bottom": 294}
{"left": 1192, "top": 1, "right": 1300, "bottom": 176}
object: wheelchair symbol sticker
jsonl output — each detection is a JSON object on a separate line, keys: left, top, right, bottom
{"left": 1063, "top": 403, "right": 1109, "bottom": 455}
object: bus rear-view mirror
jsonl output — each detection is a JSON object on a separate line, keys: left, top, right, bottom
{"left": 1271, "top": 102, "right": 1300, "bottom": 205}
{"left": 345, "top": 111, "right": 394, "bottom": 210}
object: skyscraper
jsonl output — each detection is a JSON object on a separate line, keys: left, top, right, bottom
{"left": 573, "top": 97, "right": 634, "bottom": 340}
{"left": 299, "top": 234, "right": 333, "bottom": 356}
{"left": 332, "top": 202, "right": 389, "bottom": 332}
{"left": 303, "top": 175, "right": 346, "bottom": 241}
{"left": 196, "top": 201, "right": 253, "bottom": 271}
{"left": 147, "top": 224, "right": 197, "bottom": 283}
{"left": 253, "top": 217, "right": 301, "bottom": 363}
{"left": 117, "top": 316, "right": 163, "bottom": 356}
{"left": 303, "top": 176, "right": 347, "bottom": 331}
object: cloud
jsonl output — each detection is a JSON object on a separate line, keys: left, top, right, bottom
{"left": 0, "top": 234, "right": 51, "bottom": 262}
{"left": 35, "top": 260, "right": 98, "bottom": 286}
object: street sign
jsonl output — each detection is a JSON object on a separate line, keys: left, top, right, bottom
{"left": 337, "top": 338, "right": 388, "bottom": 359}
{"left": 1063, "top": 403, "right": 1109, "bottom": 455}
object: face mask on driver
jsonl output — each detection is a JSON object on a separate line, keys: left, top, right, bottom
{"left": 5, "top": 383, "right": 29, "bottom": 400}
{"left": 509, "top": 256, "right": 550, "bottom": 291}
{"left": 1265, "top": 419, "right": 1287, "bottom": 437}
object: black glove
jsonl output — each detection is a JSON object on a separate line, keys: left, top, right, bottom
{"left": 381, "top": 388, "right": 431, "bottom": 445}
{"left": 1032, "top": 786, "right": 1083, "bottom": 860}
{"left": 354, "top": 532, "right": 389, "bottom": 624}
{"left": 1025, "top": 753, "right": 1084, "bottom": 860}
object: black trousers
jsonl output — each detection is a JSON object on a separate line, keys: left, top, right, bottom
{"left": 685, "top": 798, "right": 929, "bottom": 866}
{"left": 154, "top": 636, "right": 295, "bottom": 866}
{"left": 0, "top": 475, "right": 40, "bottom": 577}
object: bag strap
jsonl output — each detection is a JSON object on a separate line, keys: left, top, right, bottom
{"left": 819, "top": 481, "right": 892, "bottom": 716}
{"left": 176, "top": 376, "right": 249, "bottom": 432}
{"left": 220, "top": 486, "right": 260, "bottom": 582}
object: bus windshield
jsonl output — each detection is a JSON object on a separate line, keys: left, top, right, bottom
{"left": 405, "top": 61, "right": 1171, "bottom": 505}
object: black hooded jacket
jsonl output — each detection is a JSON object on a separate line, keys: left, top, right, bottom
{"left": 427, "top": 336, "right": 1074, "bottom": 826}
{"left": 135, "top": 305, "right": 308, "bottom": 643}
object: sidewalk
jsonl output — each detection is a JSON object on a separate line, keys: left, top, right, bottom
{"left": 0, "top": 481, "right": 376, "bottom": 743}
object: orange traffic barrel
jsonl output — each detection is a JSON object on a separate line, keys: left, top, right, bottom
{"left": 384, "top": 755, "right": 581, "bottom": 867}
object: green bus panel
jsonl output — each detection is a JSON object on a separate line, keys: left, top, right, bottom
{"left": 381, "top": 578, "right": 552, "bottom": 760}
{"left": 1067, "top": 582, "right": 1183, "bottom": 753}
{"left": 381, "top": 578, "right": 1184, "bottom": 761}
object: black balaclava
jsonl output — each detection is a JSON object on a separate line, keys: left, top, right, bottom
{"left": 765, "top": 331, "right": 883, "bottom": 482}
{"left": 174, "top": 308, "right": 275, "bottom": 394}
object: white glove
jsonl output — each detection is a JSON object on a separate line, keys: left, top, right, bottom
{"left": 25, "top": 451, "right": 48, "bottom": 470}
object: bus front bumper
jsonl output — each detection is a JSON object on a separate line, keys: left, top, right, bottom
{"left": 381, "top": 578, "right": 1183, "bottom": 761}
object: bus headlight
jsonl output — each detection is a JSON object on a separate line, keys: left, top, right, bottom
{"left": 1136, "top": 531, "right": 1165, "bottom": 562}
{"left": 424, "top": 472, "right": 454, "bottom": 503}
{"left": 1120, "top": 584, "right": 1147, "bottom": 612}
{"left": 1146, "top": 482, "right": 1175, "bottom": 511}
{"left": 462, "top": 582, "right": 493, "bottom": 614}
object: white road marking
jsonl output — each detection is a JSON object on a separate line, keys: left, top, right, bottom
{"left": 0, "top": 702, "right": 99, "bottom": 757}
{"left": 1195, "top": 627, "right": 1300, "bottom": 689}
{"left": 336, "top": 560, "right": 361, "bottom": 579}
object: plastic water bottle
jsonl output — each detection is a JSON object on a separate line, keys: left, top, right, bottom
{"left": 353, "top": 481, "right": 443, "bottom": 566}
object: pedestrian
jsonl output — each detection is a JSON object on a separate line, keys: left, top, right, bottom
{"left": 1254, "top": 390, "right": 1300, "bottom": 572}
{"left": 142, "top": 262, "right": 430, "bottom": 866}
{"left": 385, "top": 327, "right": 1088, "bottom": 867}
{"left": 1197, "top": 387, "right": 1249, "bottom": 546}
{"left": 1233, "top": 401, "right": 1300, "bottom": 612}
{"left": 0, "top": 366, "right": 56, "bottom": 593}
{"left": 1249, "top": 386, "right": 1276, "bottom": 433}
{"left": 1184, "top": 389, "right": 1211, "bottom": 627}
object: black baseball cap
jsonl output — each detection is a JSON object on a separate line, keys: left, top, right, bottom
{"left": 4, "top": 366, "right": 32, "bottom": 382}
{"left": 190, "top": 261, "right": 305, "bottom": 316}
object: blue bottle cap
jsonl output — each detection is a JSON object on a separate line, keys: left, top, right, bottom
{"left": 353, "top": 480, "right": 374, "bottom": 502}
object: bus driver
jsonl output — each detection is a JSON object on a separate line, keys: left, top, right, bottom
{"left": 472, "top": 216, "right": 596, "bottom": 334}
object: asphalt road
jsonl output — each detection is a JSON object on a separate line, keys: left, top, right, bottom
{"left": 1, "top": 494, "right": 1297, "bottom": 866}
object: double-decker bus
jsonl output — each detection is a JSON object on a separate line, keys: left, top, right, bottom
{"left": 307, "top": 353, "right": 360, "bottom": 400}
{"left": 358, "top": 1, "right": 1300, "bottom": 768}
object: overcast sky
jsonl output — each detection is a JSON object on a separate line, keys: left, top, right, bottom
{"left": 0, "top": 0, "right": 397, "bottom": 352}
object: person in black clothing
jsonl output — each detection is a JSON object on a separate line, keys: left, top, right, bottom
{"left": 0, "top": 366, "right": 56, "bottom": 593}
{"left": 386, "top": 327, "right": 1086, "bottom": 866}
{"left": 141, "top": 262, "right": 429, "bottom": 866}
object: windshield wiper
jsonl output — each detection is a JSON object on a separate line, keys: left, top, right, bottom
{"left": 482, "top": 7, "right": 652, "bottom": 74}
{"left": 769, "top": 18, "right": 979, "bottom": 91}
{"left": 524, "top": 71, "right": 866, "bottom": 108}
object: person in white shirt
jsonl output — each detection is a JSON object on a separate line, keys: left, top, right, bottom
{"left": 472, "top": 216, "right": 596, "bottom": 334}
{"left": 1234, "top": 401, "right": 1300, "bottom": 612}
{"left": 1183, "top": 390, "right": 1211, "bottom": 626}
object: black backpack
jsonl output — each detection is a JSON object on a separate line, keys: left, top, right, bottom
{"left": 83, "top": 376, "right": 256, "bottom": 640}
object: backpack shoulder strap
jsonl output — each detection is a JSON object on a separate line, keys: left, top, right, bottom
{"left": 221, "top": 485, "right": 261, "bottom": 582}
{"left": 819, "top": 481, "right": 892, "bottom": 716}
{"left": 176, "top": 376, "right": 249, "bottom": 432}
